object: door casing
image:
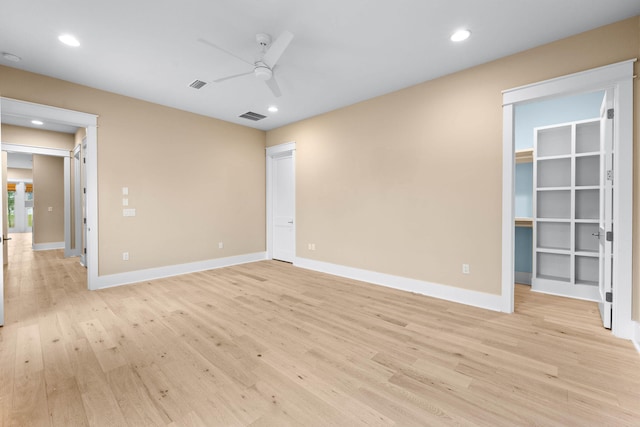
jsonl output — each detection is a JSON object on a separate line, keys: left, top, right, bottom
{"left": 501, "top": 59, "right": 635, "bottom": 339}
{"left": 0, "top": 97, "right": 98, "bottom": 289}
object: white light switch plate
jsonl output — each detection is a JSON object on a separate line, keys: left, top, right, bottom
{"left": 123, "top": 208, "right": 136, "bottom": 217}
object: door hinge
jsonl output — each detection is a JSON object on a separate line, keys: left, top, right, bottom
{"left": 606, "top": 231, "right": 613, "bottom": 242}
{"left": 605, "top": 292, "right": 613, "bottom": 303}
{"left": 83, "top": 218, "right": 86, "bottom": 224}
{"left": 83, "top": 157, "right": 86, "bottom": 164}
{"left": 607, "top": 108, "right": 614, "bottom": 119}
{"left": 84, "top": 248, "right": 87, "bottom": 254}
{"left": 83, "top": 188, "right": 86, "bottom": 194}
{"left": 606, "top": 170, "right": 613, "bottom": 181}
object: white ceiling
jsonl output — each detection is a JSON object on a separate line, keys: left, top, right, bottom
{"left": 6, "top": 152, "right": 33, "bottom": 170}
{"left": 0, "top": 0, "right": 638, "bottom": 131}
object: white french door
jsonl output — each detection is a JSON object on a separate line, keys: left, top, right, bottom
{"left": 597, "top": 89, "right": 614, "bottom": 329}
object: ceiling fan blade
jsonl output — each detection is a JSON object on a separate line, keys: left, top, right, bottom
{"left": 262, "top": 31, "right": 293, "bottom": 68}
{"left": 213, "top": 70, "right": 254, "bottom": 83}
{"left": 265, "top": 76, "right": 282, "bottom": 98}
{"left": 197, "top": 37, "right": 254, "bottom": 66}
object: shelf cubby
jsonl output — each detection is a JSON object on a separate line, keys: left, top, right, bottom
{"left": 576, "top": 155, "right": 599, "bottom": 187}
{"left": 575, "top": 255, "right": 599, "bottom": 286}
{"left": 576, "top": 121, "right": 600, "bottom": 154}
{"left": 576, "top": 189, "right": 599, "bottom": 220}
{"left": 537, "top": 190, "right": 570, "bottom": 219}
{"left": 537, "top": 125, "right": 572, "bottom": 157}
{"left": 537, "top": 222, "right": 570, "bottom": 251}
{"left": 536, "top": 252, "right": 570, "bottom": 283}
{"left": 537, "top": 158, "right": 571, "bottom": 188}
{"left": 575, "top": 223, "right": 599, "bottom": 253}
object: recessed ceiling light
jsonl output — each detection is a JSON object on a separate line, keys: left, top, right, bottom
{"left": 31, "top": 120, "right": 44, "bottom": 126}
{"left": 2, "top": 52, "right": 21, "bottom": 62}
{"left": 58, "top": 34, "right": 80, "bottom": 47}
{"left": 268, "top": 105, "right": 278, "bottom": 113}
{"left": 450, "top": 29, "right": 471, "bottom": 42}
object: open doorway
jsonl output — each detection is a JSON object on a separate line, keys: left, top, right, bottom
{"left": 501, "top": 60, "right": 634, "bottom": 339}
{"left": 513, "top": 91, "right": 604, "bottom": 289}
{"left": 0, "top": 97, "right": 98, "bottom": 326}
{"left": 3, "top": 140, "right": 78, "bottom": 253}
{"left": 7, "top": 155, "right": 34, "bottom": 235}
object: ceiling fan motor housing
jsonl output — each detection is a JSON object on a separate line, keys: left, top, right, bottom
{"left": 254, "top": 63, "right": 273, "bottom": 80}
{"left": 256, "top": 33, "right": 271, "bottom": 48}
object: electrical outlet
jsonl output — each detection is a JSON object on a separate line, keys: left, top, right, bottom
{"left": 218, "top": 242, "right": 223, "bottom": 249}
{"left": 311, "top": 243, "right": 316, "bottom": 251}
{"left": 48, "top": 207, "right": 53, "bottom": 212}
{"left": 462, "top": 264, "right": 470, "bottom": 274}
{"left": 122, "top": 252, "right": 129, "bottom": 261}
{"left": 122, "top": 198, "right": 129, "bottom": 206}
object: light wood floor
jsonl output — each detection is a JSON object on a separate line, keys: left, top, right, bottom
{"left": 1, "top": 233, "right": 639, "bottom": 426}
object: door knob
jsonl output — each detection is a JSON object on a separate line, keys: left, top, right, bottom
{"left": 592, "top": 232, "right": 601, "bottom": 238}
{"left": 287, "top": 220, "right": 294, "bottom": 224}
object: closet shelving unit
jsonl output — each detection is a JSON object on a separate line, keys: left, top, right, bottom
{"left": 532, "top": 119, "right": 601, "bottom": 301}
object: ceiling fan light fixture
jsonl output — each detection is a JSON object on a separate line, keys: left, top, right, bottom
{"left": 254, "top": 65, "right": 273, "bottom": 81}
{"left": 450, "top": 29, "right": 471, "bottom": 42}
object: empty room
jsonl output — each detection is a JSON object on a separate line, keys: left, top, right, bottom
{"left": 1, "top": 1, "right": 640, "bottom": 425}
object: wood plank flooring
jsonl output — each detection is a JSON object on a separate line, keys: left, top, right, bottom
{"left": 1, "top": 232, "right": 639, "bottom": 426}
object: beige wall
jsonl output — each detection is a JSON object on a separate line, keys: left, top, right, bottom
{"left": 0, "top": 17, "right": 637, "bottom": 320}
{"left": 32, "top": 155, "right": 64, "bottom": 244}
{"left": 0, "top": 65, "right": 266, "bottom": 276}
{"left": 7, "top": 168, "right": 33, "bottom": 181}
{"left": 267, "top": 17, "right": 640, "bottom": 319}
{"left": 1, "top": 124, "right": 75, "bottom": 149}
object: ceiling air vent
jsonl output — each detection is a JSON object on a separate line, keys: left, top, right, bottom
{"left": 239, "top": 111, "right": 267, "bottom": 121}
{"left": 189, "top": 79, "right": 207, "bottom": 89}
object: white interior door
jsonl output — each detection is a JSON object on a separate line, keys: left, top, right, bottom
{"left": 272, "top": 154, "right": 295, "bottom": 262}
{"left": 598, "top": 89, "right": 614, "bottom": 329}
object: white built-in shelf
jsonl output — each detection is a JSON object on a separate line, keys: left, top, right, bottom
{"left": 574, "top": 218, "right": 599, "bottom": 224}
{"left": 575, "top": 251, "right": 599, "bottom": 257}
{"left": 515, "top": 217, "right": 533, "bottom": 227}
{"left": 537, "top": 274, "right": 571, "bottom": 283}
{"left": 516, "top": 148, "right": 534, "bottom": 164}
{"left": 533, "top": 118, "right": 602, "bottom": 300}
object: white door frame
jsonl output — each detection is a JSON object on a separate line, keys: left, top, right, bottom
{"left": 501, "top": 59, "right": 635, "bottom": 339}
{"left": 0, "top": 97, "right": 99, "bottom": 290}
{"left": 266, "top": 141, "right": 296, "bottom": 260}
{"left": 73, "top": 144, "right": 82, "bottom": 257}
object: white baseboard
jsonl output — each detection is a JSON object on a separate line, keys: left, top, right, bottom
{"left": 515, "top": 271, "right": 532, "bottom": 285}
{"left": 294, "top": 257, "right": 503, "bottom": 312}
{"left": 633, "top": 321, "right": 640, "bottom": 354}
{"left": 92, "top": 252, "right": 268, "bottom": 290}
{"left": 33, "top": 241, "right": 64, "bottom": 251}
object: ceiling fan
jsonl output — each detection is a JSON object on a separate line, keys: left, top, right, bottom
{"left": 198, "top": 31, "right": 294, "bottom": 97}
